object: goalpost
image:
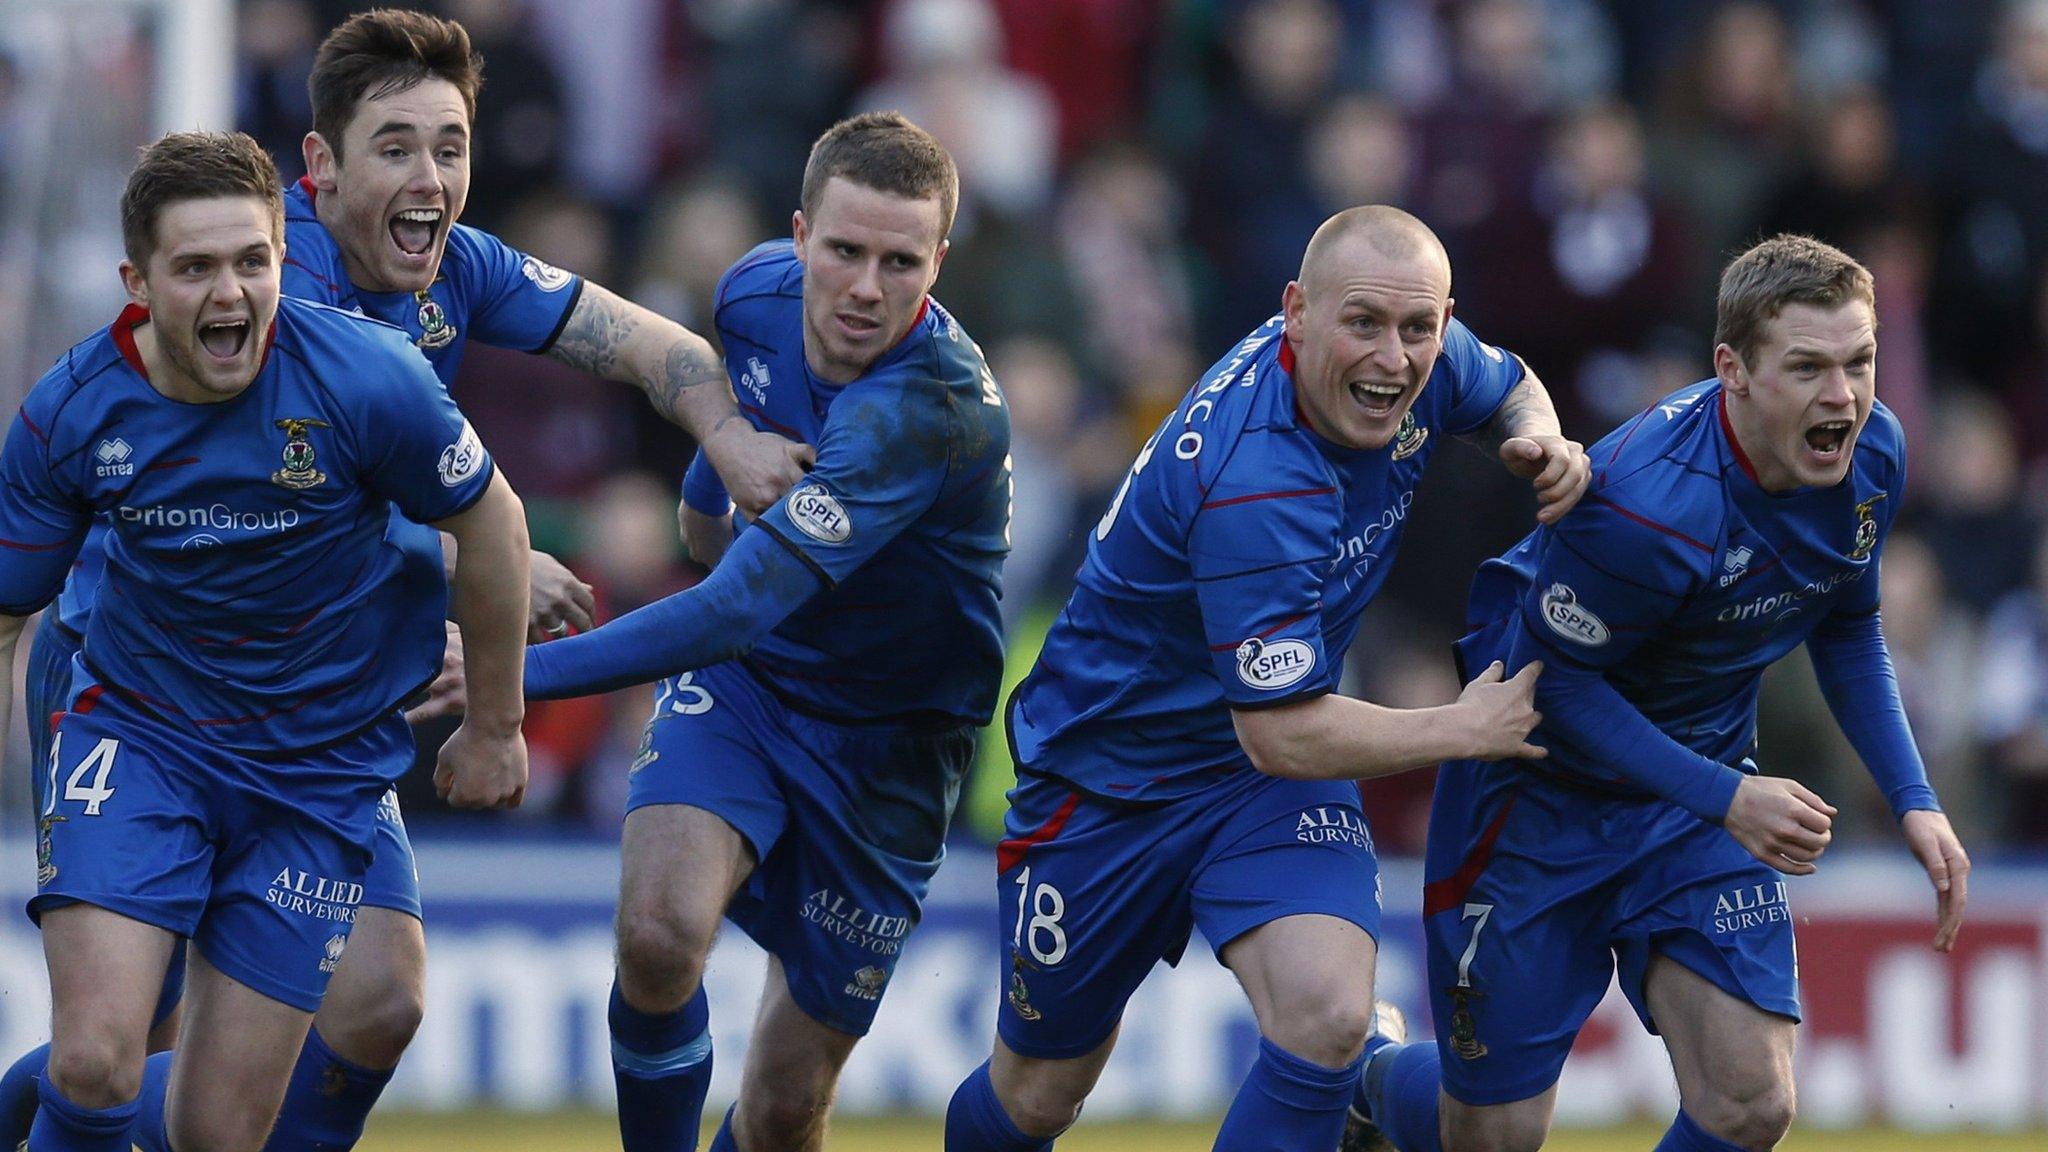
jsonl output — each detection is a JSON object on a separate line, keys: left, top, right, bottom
{"left": 0, "top": 0, "right": 234, "bottom": 411}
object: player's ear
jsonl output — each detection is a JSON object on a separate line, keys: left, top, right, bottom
{"left": 303, "top": 131, "right": 336, "bottom": 189}
{"left": 1713, "top": 343, "right": 1748, "bottom": 395}
{"left": 929, "top": 237, "right": 950, "bottom": 282}
{"left": 791, "top": 210, "right": 809, "bottom": 250}
{"left": 1281, "top": 280, "right": 1306, "bottom": 341}
{"left": 1442, "top": 296, "right": 1456, "bottom": 331}
{"left": 119, "top": 259, "right": 147, "bottom": 307}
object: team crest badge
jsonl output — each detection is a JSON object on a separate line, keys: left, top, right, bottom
{"left": 35, "top": 814, "right": 65, "bottom": 886}
{"left": 1445, "top": 986, "right": 1488, "bottom": 1060}
{"left": 1007, "top": 955, "right": 1043, "bottom": 1022}
{"left": 272, "top": 418, "right": 330, "bottom": 489}
{"left": 1391, "top": 411, "right": 1429, "bottom": 460}
{"left": 1849, "top": 492, "right": 1887, "bottom": 561}
{"left": 415, "top": 290, "right": 457, "bottom": 350}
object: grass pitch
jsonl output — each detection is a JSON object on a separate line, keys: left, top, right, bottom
{"left": 359, "top": 1110, "right": 2047, "bottom": 1150}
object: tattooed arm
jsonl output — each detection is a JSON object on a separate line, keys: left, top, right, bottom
{"left": 1462, "top": 364, "right": 1589, "bottom": 525}
{"left": 547, "top": 283, "right": 813, "bottom": 516}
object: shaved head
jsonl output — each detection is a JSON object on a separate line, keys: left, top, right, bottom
{"left": 1281, "top": 204, "right": 1456, "bottom": 450}
{"left": 1298, "top": 205, "right": 1450, "bottom": 295}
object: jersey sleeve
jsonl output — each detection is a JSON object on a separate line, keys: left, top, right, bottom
{"left": 1512, "top": 493, "right": 1703, "bottom": 671}
{"left": 1438, "top": 317, "right": 1526, "bottom": 436}
{"left": 1503, "top": 491, "right": 1749, "bottom": 821}
{"left": 1189, "top": 434, "right": 1341, "bottom": 709}
{"left": 349, "top": 331, "right": 498, "bottom": 523}
{"left": 0, "top": 408, "right": 91, "bottom": 614}
{"left": 681, "top": 452, "right": 733, "bottom": 517}
{"left": 452, "top": 226, "right": 584, "bottom": 354}
{"left": 750, "top": 374, "right": 946, "bottom": 588}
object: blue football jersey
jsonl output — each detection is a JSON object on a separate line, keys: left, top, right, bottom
{"left": 1459, "top": 380, "right": 1905, "bottom": 795}
{"left": 0, "top": 298, "right": 496, "bottom": 753}
{"left": 681, "top": 240, "right": 1010, "bottom": 723}
{"left": 48, "top": 179, "right": 581, "bottom": 639}
{"left": 1010, "top": 314, "right": 1524, "bottom": 803}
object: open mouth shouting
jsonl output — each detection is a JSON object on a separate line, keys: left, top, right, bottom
{"left": 389, "top": 206, "right": 444, "bottom": 262}
{"left": 1348, "top": 378, "right": 1409, "bottom": 420}
{"left": 1803, "top": 417, "right": 1854, "bottom": 466}
{"left": 836, "top": 311, "right": 883, "bottom": 343}
{"left": 197, "top": 315, "right": 252, "bottom": 363}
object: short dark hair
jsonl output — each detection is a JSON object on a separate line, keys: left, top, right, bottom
{"left": 1715, "top": 235, "right": 1877, "bottom": 367}
{"left": 799, "top": 112, "right": 959, "bottom": 240}
{"left": 310, "top": 8, "right": 482, "bottom": 162}
{"left": 121, "top": 131, "right": 283, "bottom": 265}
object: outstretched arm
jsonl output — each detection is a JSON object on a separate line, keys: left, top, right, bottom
{"left": 524, "top": 526, "right": 822, "bottom": 699}
{"left": 546, "top": 282, "right": 813, "bottom": 515}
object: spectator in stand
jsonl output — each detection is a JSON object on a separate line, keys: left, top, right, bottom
{"left": 1466, "top": 99, "right": 1692, "bottom": 429}
{"left": 1914, "top": 388, "right": 2039, "bottom": 617}
{"left": 1056, "top": 141, "right": 1199, "bottom": 384}
{"left": 1880, "top": 531, "right": 1990, "bottom": 842}
{"left": 630, "top": 172, "right": 768, "bottom": 333}
{"left": 444, "top": 0, "right": 568, "bottom": 228}
{"left": 1978, "top": 532, "right": 2048, "bottom": 845}
{"left": 236, "top": 0, "right": 319, "bottom": 183}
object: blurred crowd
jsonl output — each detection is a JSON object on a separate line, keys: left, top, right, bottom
{"left": 4, "top": 0, "right": 2048, "bottom": 852}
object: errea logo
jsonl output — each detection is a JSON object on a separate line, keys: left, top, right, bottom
{"left": 1719, "top": 545, "right": 1753, "bottom": 587}
{"left": 1539, "top": 582, "right": 1610, "bottom": 646}
{"left": 94, "top": 438, "right": 134, "bottom": 478}
{"left": 787, "top": 484, "right": 851, "bottom": 544}
{"left": 1235, "top": 636, "right": 1316, "bottom": 690}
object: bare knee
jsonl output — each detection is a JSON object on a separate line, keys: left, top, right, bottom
{"left": 991, "top": 1066, "right": 1088, "bottom": 1138}
{"left": 1690, "top": 1078, "right": 1796, "bottom": 1151}
{"left": 1443, "top": 1096, "right": 1553, "bottom": 1152}
{"left": 1269, "top": 992, "right": 1376, "bottom": 1068}
{"left": 614, "top": 903, "right": 714, "bottom": 1009}
{"left": 739, "top": 1080, "right": 836, "bottom": 1148}
{"left": 168, "top": 1104, "right": 278, "bottom": 1152}
{"left": 316, "top": 976, "right": 423, "bottom": 1068}
{"left": 45, "top": 1041, "right": 142, "bottom": 1110}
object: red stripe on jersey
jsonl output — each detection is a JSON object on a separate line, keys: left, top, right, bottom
{"left": 0, "top": 536, "right": 73, "bottom": 552}
{"left": 1207, "top": 611, "right": 1313, "bottom": 652}
{"left": 1200, "top": 486, "right": 1336, "bottom": 510}
{"left": 741, "top": 403, "right": 804, "bottom": 442}
{"left": 70, "top": 684, "right": 106, "bottom": 715}
{"left": 17, "top": 410, "right": 46, "bottom": 445}
{"left": 1585, "top": 493, "right": 1712, "bottom": 554}
{"left": 1422, "top": 792, "right": 1519, "bottom": 917}
{"left": 112, "top": 304, "right": 150, "bottom": 379}
{"left": 996, "top": 790, "right": 1082, "bottom": 874}
{"left": 1717, "top": 392, "right": 1762, "bottom": 484}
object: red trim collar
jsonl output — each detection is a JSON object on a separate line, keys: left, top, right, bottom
{"left": 112, "top": 303, "right": 151, "bottom": 379}
{"left": 1718, "top": 391, "right": 1761, "bottom": 484}
{"left": 296, "top": 174, "right": 319, "bottom": 208}
{"left": 109, "top": 303, "right": 279, "bottom": 386}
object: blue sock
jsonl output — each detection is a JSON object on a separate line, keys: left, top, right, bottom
{"left": 707, "top": 1105, "right": 738, "bottom": 1152}
{"left": 1653, "top": 1110, "right": 1749, "bottom": 1152}
{"left": 1212, "top": 1037, "right": 1363, "bottom": 1152}
{"left": 261, "top": 1027, "right": 393, "bottom": 1151}
{"left": 125, "top": 1051, "right": 173, "bottom": 1152}
{"left": 611, "top": 979, "right": 713, "bottom": 1152}
{"left": 944, "top": 1059, "right": 1054, "bottom": 1152}
{"left": 1361, "top": 1042, "right": 1444, "bottom": 1152}
{"left": 27, "top": 1068, "right": 141, "bottom": 1152}
{"left": 0, "top": 1044, "right": 50, "bottom": 1146}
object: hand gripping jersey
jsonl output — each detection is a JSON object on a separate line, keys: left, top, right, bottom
{"left": 0, "top": 298, "right": 496, "bottom": 754}
{"left": 45, "top": 177, "right": 582, "bottom": 638}
{"left": 673, "top": 240, "right": 1011, "bottom": 724}
{"left": 1457, "top": 380, "right": 1935, "bottom": 820}
{"left": 1009, "top": 314, "right": 1523, "bottom": 803}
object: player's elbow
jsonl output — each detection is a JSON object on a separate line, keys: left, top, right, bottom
{"left": 1233, "top": 707, "right": 1316, "bottom": 779}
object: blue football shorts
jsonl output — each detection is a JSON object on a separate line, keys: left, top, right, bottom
{"left": 627, "top": 659, "right": 975, "bottom": 1036}
{"left": 26, "top": 623, "right": 421, "bottom": 920}
{"left": 31, "top": 686, "right": 412, "bottom": 1012}
{"left": 1422, "top": 759, "right": 1800, "bottom": 1106}
{"left": 993, "top": 766, "right": 1383, "bottom": 1060}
